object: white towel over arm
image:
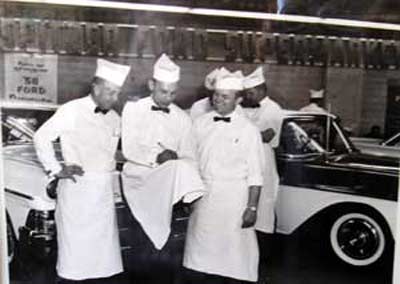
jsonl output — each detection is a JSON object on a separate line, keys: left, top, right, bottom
{"left": 122, "top": 159, "right": 206, "bottom": 250}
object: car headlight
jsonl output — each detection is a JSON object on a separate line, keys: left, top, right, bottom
{"left": 25, "top": 209, "right": 56, "bottom": 240}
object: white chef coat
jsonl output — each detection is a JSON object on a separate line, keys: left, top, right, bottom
{"left": 244, "top": 96, "right": 283, "bottom": 148}
{"left": 190, "top": 97, "right": 212, "bottom": 120}
{"left": 243, "top": 96, "right": 284, "bottom": 233}
{"left": 34, "top": 95, "right": 122, "bottom": 280}
{"left": 121, "top": 96, "right": 205, "bottom": 250}
{"left": 300, "top": 103, "right": 328, "bottom": 114}
{"left": 184, "top": 109, "right": 265, "bottom": 282}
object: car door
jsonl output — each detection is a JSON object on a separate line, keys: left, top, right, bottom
{"left": 275, "top": 115, "right": 357, "bottom": 234}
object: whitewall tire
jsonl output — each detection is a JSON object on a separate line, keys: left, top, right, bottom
{"left": 329, "top": 212, "right": 386, "bottom": 267}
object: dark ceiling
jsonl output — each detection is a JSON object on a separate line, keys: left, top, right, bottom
{"left": 1, "top": 0, "right": 400, "bottom": 39}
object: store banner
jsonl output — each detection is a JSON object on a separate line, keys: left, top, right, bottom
{"left": 4, "top": 53, "right": 58, "bottom": 103}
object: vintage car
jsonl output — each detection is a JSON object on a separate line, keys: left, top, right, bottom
{"left": 351, "top": 133, "right": 400, "bottom": 158}
{"left": 3, "top": 101, "right": 58, "bottom": 265}
{"left": 3, "top": 103, "right": 398, "bottom": 272}
{"left": 275, "top": 111, "right": 398, "bottom": 267}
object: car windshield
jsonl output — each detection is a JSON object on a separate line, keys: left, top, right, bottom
{"left": 278, "top": 115, "right": 353, "bottom": 156}
{"left": 384, "top": 133, "right": 400, "bottom": 147}
{"left": 327, "top": 120, "right": 352, "bottom": 154}
{"left": 278, "top": 118, "right": 326, "bottom": 156}
{"left": 2, "top": 108, "right": 55, "bottom": 145}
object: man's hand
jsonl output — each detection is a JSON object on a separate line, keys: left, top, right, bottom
{"left": 156, "top": 149, "right": 178, "bottom": 165}
{"left": 183, "top": 203, "right": 195, "bottom": 215}
{"left": 241, "top": 208, "right": 257, "bottom": 228}
{"left": 55, "top": 164, "right": 84, "bottom": 183}
{"left": 182, "top": 197, "right": 202, "bottom": 215}
{"left": 261, "top": 128, "right": 275, "bottom": 143}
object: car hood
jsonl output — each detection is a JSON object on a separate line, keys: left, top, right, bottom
{"left": 3, "top": 143, "right": 124, "bottom": 208}
{"left": 3, "top": 143, "right": 43, "bottom": 166}
{"left": 353, "top": 144, "right": 400, "bottom": 159}
{"left": 328, "top": 151, "right": 400, "bottom": 176}
{"left": 350, "top": 137, "right": 382, "bottom": 145}
{"left": 3, "top": 143, "right": 56, "bottom": 209}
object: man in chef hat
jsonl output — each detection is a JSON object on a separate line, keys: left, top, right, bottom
{"left": 121, "top": 54, "right": 205, "bottom": 283}
{"left": 241, "top": 66, "right": 284, "bottom": 266}
{"left": 184, "top": 70, "right": 265, "bottom": 284}
{"left": 300, "top": 89, "right": 328, "bottom": 113}
{"left": 189, "top": 67, "right": 230, "bottom": 120}
{"left": 34, "top": 58, "right": 131, "bottom": 283}
{"left": 241, "top": 66, "right": 284, "bottom": 146}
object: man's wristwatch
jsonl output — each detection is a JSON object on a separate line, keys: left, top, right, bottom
{"left": 247, "top": 206, "right": 257, "bottom": 212}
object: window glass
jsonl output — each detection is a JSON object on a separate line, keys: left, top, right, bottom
{"left": 278, "top": 117, "right": 326, "bottom": 155}
{"left": 327, "top": 120, "right": 353, "bottom": 154}
{"left": 328, "top": 123, "right": 346, "bottom": 153}
{"left": 386, "top": 134, "right": 400, "bottom": 147}
{"left": 1, "top": 109, "right": 54, "bottom": 145}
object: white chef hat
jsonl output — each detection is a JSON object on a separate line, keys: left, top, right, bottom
{"left": 153, "top": 53, "right": 180, "bottom": 83}
{"left": 243, "top": 66, "right": 265, "bottom": 89}
{"left": 204, "top": 67, "right": 230, "bottom": 90}
{"left": 215, "top": 70, "right": 244, "bottom": 91}
{"left": 310, "top": 89, "right": 325, "bottom": 99}
{"left": 95, "top": 59, "right": 131, "bottom": 87}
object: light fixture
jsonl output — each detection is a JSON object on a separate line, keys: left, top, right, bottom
{"left": 5, "top": 0, "right": 400, "bottom": 32}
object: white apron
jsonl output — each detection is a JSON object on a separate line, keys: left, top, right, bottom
{"left": 184, "top": 179, "right": 259, "bottom": 282}
{"left": 55, "top": 172, "right": 123, "bottom": 280}
{"left": 255, "top": 144, "right": 279, "bottom": 233}
{"left": 122, "top": 160, "right": 205, "bottom": 250}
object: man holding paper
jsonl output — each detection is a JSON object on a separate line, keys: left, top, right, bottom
{"left": 121, "top": 54, "right": 205, "bottom": 283}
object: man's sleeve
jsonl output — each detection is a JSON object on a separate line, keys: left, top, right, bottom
{"left": 121, "top": 103, "right": 157, "bottom": 167}
{"left": 34, "top": 106, "right": 73, "bottom": 175}
{"left": 271, "top": 108, "right": 285, "bottom": 147}
{"left": 189, "top": 102, "right": 199, "bottom": 121}
{"left": 246, "top": 126, "right": 265, "bottom": 187}
{"left": 177, "top": 114, "right": 198, "bottom": 162}
{"left": 259, "top": 107, "right": 284, "bottom": 148}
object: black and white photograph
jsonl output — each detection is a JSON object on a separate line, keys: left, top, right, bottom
{"left": 1, "top": 1, "right": 400, "bottom": 284}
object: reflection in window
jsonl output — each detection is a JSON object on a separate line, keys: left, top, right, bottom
{"left": 1, "top": 109, "right": 54, "bottom": 145}
{"left": 385, "top": 134, "right": 400, "bottom": 147}
{"left": 2, "top": 116, "right": 35, "bottom": 143}
{"left": 328, "top": 122, "right": 348, "bottom": 153}
{"left": 279, "top": 120, "right": 325, "bottom": 155}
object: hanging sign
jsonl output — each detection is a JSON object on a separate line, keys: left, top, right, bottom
{"left": 4, "top": 53, "right": 58, "bottom": 103}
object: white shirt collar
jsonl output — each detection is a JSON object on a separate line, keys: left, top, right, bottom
{"left": 82, "top": 94, "right": 99, "bottom": 112}
{"left": 259, "top": 96, "right": 271, "bottom": 106}
{"left": 149, "top": 95, "right": 172, "bottom": 109}
{"left": 212, "top": 106, "right": 240, "bottom": 119}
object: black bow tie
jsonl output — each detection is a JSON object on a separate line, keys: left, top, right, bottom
{"left": 151, "top": 105, "right": 170, "bottom": 114}
{"left": 94, "top": 106, "right": 109, "bottom": 115}
{"left": 247, "top": 103, "right": 261, "bottom": 108}
{"left": 240, "top": 101, "right": 260, "bottom": 108}
{"left": 213, "top": 116, "right": 231, "bottom": 123}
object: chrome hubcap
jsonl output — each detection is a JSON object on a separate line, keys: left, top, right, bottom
{"left": 337, "top": 218, "right": 380, "bottom": 260}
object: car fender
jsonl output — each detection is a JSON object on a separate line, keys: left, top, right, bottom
{"left": 5, "top": 191, "right": 55, "bottom": 239}
{"left": 275, "top": 185, "right": 397, "bottom": 238}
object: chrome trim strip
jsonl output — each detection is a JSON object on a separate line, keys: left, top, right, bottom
{"left": 5, "top": 188, "right": 34, "bottom": 200}
{"left": 0, "top": 100, "right": 59, "bottom": 111}
{"left": 308, "top": 162, "right": 399, "bottom": 177}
